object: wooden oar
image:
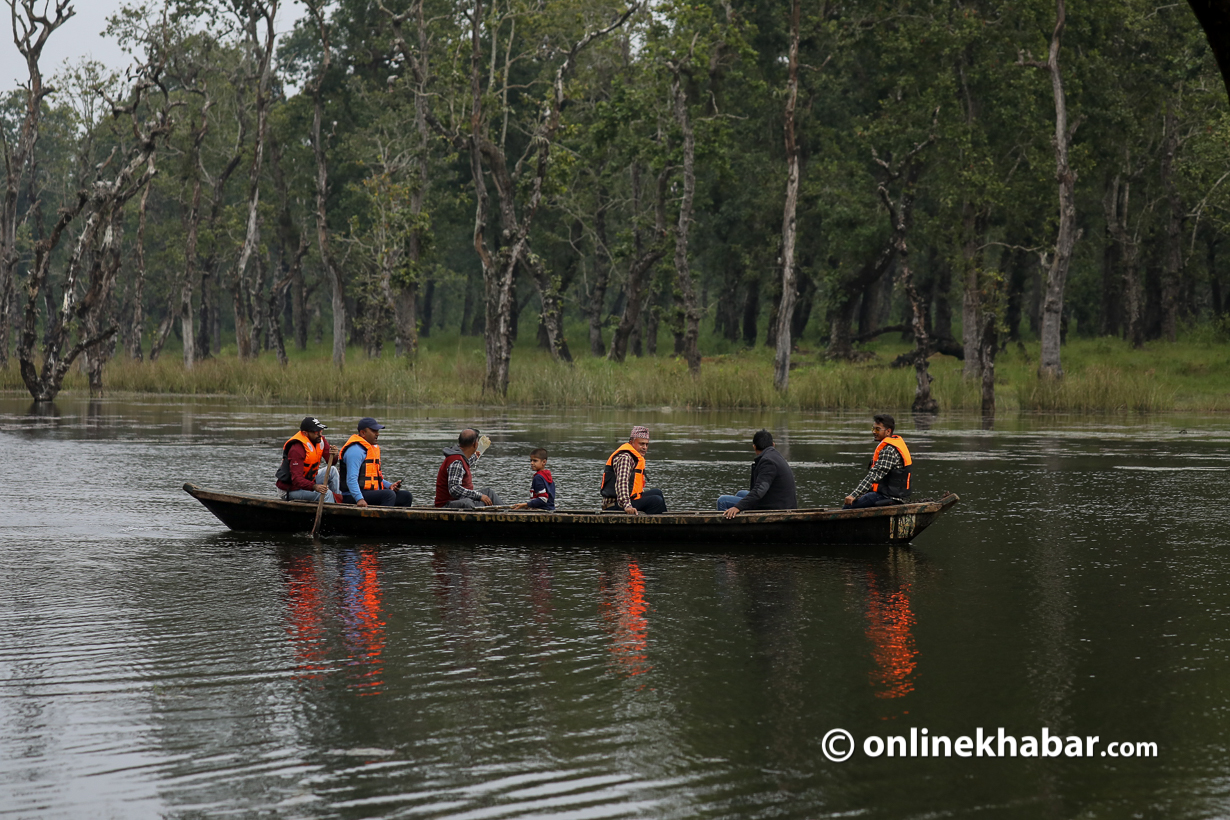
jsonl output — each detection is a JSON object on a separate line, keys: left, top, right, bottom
{"left": 310, "top": 451, "right": 338, "bottom": 538}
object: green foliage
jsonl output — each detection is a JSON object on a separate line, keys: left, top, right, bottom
{"left": 1, "top": 0, "right": 1227, "bottom": 398}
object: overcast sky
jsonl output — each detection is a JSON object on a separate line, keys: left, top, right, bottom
{"left": 1, "top": 1, "right": 304, "bottom": 93}
{"left": 1, "top": 0, "right": 133, "bottom": 91}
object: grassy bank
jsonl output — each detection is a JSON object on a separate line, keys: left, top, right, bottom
{"left": 1, "top": 328, "right": 1225, "bottom": 411}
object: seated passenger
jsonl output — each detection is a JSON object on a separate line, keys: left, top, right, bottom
{"left": 276, "top": 416, "right": 341, "bottom": 503}
{"left": 339, "top": 417, "right": 413, "bottom": 507}
{"left": 600, "top": 426, "right": 667, "bottom": 515}
{"left": 512, "top": 448, "right": 555, "bottom": 510}
{"left": 843, "top": 413, "right": 912, "bottom": 509}
{"left": 434, "top": 428, "right": 504, "bottom": 509}
{"left": 717, "top": 429, "right": 798, "bottom": 518}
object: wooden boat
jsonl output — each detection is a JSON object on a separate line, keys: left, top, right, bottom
{"left": 184, "top": 483, "right": 959, "bottom": 546}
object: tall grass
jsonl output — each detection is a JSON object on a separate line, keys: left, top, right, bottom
{"left": 0, "top": 328, "right": 1223, "bottom": 411}
{"left": 1017, "top": 366, "right": 1174, "bottom": 412}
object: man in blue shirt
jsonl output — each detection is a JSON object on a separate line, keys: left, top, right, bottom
{"left": 339, "top": 417, "right": 413, "bottom": 507}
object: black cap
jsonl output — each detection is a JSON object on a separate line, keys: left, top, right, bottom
{"left": 300, "top": 416, "right": 327, "bottom": 432}
{"left": 358, "top": 417, "right": 385, "bottom": 431}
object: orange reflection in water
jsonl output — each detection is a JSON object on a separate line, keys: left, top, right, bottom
{"left": 863, "top": 571, "right": 917, "bottom": 700}
{"left": 599, "top": 559, "right": 652, "bottom": 679}
{"left": 280, "top": 553, "right": 330, "bottom": 681}
{"left": 338, "top": 548, "right": 386, "bottom": 695}
{"left": 279, "top": 548, "right": 387, "bottom": 693}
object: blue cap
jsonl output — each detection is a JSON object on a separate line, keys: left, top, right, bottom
{"left": 358, "top": 417, "right": 385, "bottom": 431}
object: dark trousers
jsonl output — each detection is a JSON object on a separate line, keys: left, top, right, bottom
{"left": 632, "top": 487, "right": 667, "bottom": 514}
{"left": 346, "top": 488, "right": 414, "bottom": 507}
{"left": 850, "top": 491, "right": 901, "bottom": 509}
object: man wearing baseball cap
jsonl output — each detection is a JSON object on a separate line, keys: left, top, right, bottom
{"left": 600, "top": 425, "right": 667, "bottom": 515}
{"left": 339, "top": 417, "right": 413, "bottom": 507}
{"left": 276, "top": 416, "right": 341, "bottom": 503}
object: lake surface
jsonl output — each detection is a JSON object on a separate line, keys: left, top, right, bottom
{"left": 1, "top": 396, "right": 1228, "bottom": 819}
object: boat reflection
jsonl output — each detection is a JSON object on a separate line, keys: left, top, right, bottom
{"left": 280, "top": 552, "right": 330, "bottom": 681}
{"left": 860, "top": 548, "right": 919, "bottom": 702}
{"left": 600, "top": 557, "right": 652, "bottom": 680}
{"left": 527, "top": 551, "right": 555, "bottom": 647}
{"left": 278, "top": 547, "right": 386, "bottom": 693}
{"left": 338, "top": 548, "right": 386, "bottom": 695}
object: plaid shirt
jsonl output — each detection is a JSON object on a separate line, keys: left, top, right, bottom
{"left": 447, "top": 452, "right": 483, "bottom": 501}
{"left": 850, "top": 442, "right": 905, "bottom": 499}
{"left": 603, "top": 450, "right": 639, "bottom": 509}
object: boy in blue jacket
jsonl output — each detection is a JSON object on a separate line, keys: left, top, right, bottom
{"left": 512, "top": 448, "right": 556, "bottom": 510}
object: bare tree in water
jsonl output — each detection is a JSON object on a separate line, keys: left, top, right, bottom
{"left": 17, "top": 58, "right": 176, "bottom": 400}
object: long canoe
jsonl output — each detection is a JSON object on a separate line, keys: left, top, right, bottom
{"left": 184, "top": 483, "right": 959, "bottom": 545}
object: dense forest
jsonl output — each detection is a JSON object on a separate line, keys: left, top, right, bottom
{"left": 1, "top": 0, "right": 1228, "bottom": 409}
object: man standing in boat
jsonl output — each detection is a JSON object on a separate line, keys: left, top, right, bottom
{"left": 718, "top": 429, "right": 798, "bottom": 518}
{"left": 435, "top": 428, "right": 504, "bottom": 509}
{"left": 276, "top": 416, "right": 341, "bottom": 503}
{"left": 601, "top": 426, "right": 668, "bottom": 515}
{"left": 340, "top": 418, "right": 414, "bottom": 507}
{"left": 844, "top": 414, "right": 912, "bottom": 508}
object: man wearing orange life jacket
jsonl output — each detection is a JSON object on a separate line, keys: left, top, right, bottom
{"left": 600, "top": 425, "right": 667, "bottom": 515}
{"left": 339, "top": 417, "right": 413, "bottom": 508}
{"left": 844, "top": 413, "right": 913, "bottom": 509}
{"left": 276, "top": 416, "right": 342, "bottom": 503}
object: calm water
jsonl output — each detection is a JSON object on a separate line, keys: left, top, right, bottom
{"left": 1, "top": 397, "right": 1228, "bottom": 819}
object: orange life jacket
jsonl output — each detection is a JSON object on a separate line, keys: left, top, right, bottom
{"left": 278, "top": 431, "right": 325, "bottom": 485}
{"left": 600, "top": 442, "right": 646, "bottom": 501}
{"left": 341, "top": 434, "right": 385, "bottom": 492}
{"left": 871, "top": 435, "right": 912, "bottom": 498}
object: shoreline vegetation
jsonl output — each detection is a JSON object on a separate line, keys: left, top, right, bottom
{"left": 1, "top": 328, "right": 1225, "bottom": 412}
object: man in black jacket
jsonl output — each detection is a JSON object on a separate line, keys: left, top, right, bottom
{"left": 717, "top": 429, "right": 798, "bottom": 518}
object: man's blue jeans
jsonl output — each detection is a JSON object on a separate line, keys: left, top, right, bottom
{"left": 345, "top": 488, "right": 415, "bottom": 507}
{"left": 716, "top": 489, "right": 749, "bottom": 511}
{"left": 849, "top": 491, "right": 901, "bottom": 509}
{"left": 286, "top": 465, "right": 340, "bottom": 503}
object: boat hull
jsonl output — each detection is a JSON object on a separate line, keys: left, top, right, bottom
{"left": 184, "top": 483, "right": 959, "bottom": 546}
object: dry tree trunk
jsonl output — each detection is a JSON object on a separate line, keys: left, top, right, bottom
{"left": 587, "top": 187, "right": 611, "bottom": 357}
{"left": 1105, "top": 174, "right": 1144, "bottom": 348}
{"left": 304, "top": 0, "right": 345, "bottom": 368}
{"left": 1160, "top": 102, "right": 1183, "bottom": 342}
{"left": 84, "top": 216, "right": 126, "bottom": 396}
{"left": 481, "top": 2, "right": 637, "bottom": 392}
{"left": 527, "top": 255, "right": 572, "bottom": 363}
{"left": 1100, "top": 176, "right": 1122, "bottom": 337}
{"left": 772, "top": 0, "right": 802, "bottom": 391}
{"left": 231, "top": 0, "right": 278, "bottom": 361}
{"left": 978, "top": 314, "right": 997, "bottom": 418}
{"left": 881, "top": 168, "right": 936, "bottom": 414}
{"left": 608, "top": 165, "right": 668, "bottom": 363}
{"left": 385, "top": 0, "right": 636, "bottom": 392}
{"left": 668, "top": 68, "right": 700, "bottom": 376}
{"left": 395, "top": 12, "right": 430, "bottom": 360}
{"left": 1023, "top": 0, "right": 1079, "bottom": 380}
{"left": 1, "top": 0, "right": 73, "bottom": 366}
{"left": 960, "top": 202, "right": 983, "bottom": 379}
{"left": 19, "top": 72, "right": 171, "bottom": 401}
{"left": 268, "top": 234, "right": 308, "bottom": 366}
{"left": 190, "top": 105, "right": 244, "bottom": 362}
{"left": 124, "top": 160, "right": 154, "bottom": 362}
{"left": 393, "top": 279, "right": 418, "bottom": 357}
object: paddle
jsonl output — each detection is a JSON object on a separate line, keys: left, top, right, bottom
{"left": 473, "top": 435, "right": 494, "bottom": 505}
{"left": 311, "top": 451, "right": 338, "bottom": 538}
